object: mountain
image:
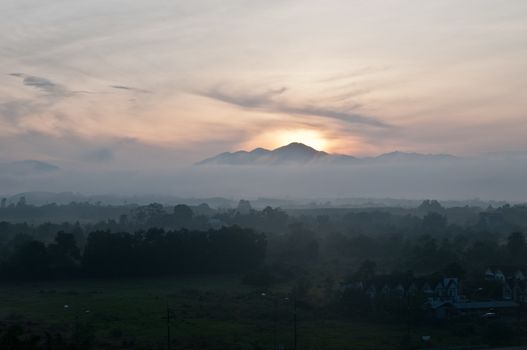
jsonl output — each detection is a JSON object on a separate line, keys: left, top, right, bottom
{"left": 0, "top": 160, "right": 60, "bottom": 175}
{"left": 197, "top": 142, "right": 339, "bottom": 165}
{"left": 197, "top": 143, "right": 456, "bottom": 166}
{"left": 366, "top": 151, "right": 457, "bottom": 163}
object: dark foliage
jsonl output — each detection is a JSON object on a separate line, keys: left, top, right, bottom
{"left": 0, "top": 226, "right": 266, "bottom": 280}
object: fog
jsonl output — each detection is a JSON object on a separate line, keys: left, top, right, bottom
{"left": 2, "top": 155, "right": 526, "bottom": 202}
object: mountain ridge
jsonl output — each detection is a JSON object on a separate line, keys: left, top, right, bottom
{"left": 0, "top": 160, "right": 60, "bottom": 175}
{"left": 197, "top": 143, "right": 456, "bottom": 165}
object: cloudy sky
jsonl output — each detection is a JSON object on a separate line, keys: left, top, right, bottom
{"left": 1, "top": 0, "right": 527, "bottom": 167}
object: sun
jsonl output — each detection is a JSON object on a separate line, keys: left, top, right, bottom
{"left": 274, "top": 129, "right": 329, "bottom": 151}
{"left": 243, "top": 128, "right": 332, "bottom": 152}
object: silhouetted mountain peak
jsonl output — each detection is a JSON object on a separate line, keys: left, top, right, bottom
{"left": 275, "top": 142, "right": 317, "bottom": 152}
{"left": 0, "top": 160, "right": 60, "bottom": 175}
{"left": 197, "top": 144, "right": 457, "bottom": 166}
{"left": 12, "top": 160, "right": 60, "bottom": 171}
{"left": 374, "top": 151, "right": 456, "bottom": 162}
{"left": 197, "top": 142, "right": 328, "bottom": 165}
{"left": 250, "top": 147, "right": 271, "bottom": 155}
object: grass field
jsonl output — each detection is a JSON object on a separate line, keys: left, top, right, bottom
{"left": 0, "top": 275, "right": 491, "bottom": 349}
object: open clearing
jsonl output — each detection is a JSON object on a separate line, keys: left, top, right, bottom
{"left": 0, "top": 276, "right": 481, "bottom": 349}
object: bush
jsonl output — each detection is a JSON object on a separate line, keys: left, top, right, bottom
{"left": 242, "top": 266, "right": 276, "bottom": 287}
{"left": 484, "top": 322, "right": 515, "bottom": 347}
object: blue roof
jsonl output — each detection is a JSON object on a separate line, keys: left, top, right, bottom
{"left": 453, "top": 301, "right": 519, "bottom": 309}
{"left": 429, "top": 300, "right": 519, "bottom": 309}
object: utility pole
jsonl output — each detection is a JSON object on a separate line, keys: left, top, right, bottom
{"left": 273, "top": 298, "right": 277, "bottom": 350}
{"left": 293, "top": 299, "right": 297, "bottom": 350}
{"left": 166, "top": 304, "right": 171, "bottom": 350}
{"left": 262, "top": 292, "right": 286, "bottom": 350}
{"left": 63, "top": 304, "right": 90, "bottom": 350}
{"left": 406, "top": 294, "right": 411, "bottom": 339}
{"left": 74, "top": 313, "right": 80, "bottom": 350}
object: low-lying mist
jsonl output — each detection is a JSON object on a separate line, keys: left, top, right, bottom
{"left": 1, "top": 155, "right": 526, "bottom": 202}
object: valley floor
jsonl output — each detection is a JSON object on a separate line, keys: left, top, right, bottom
{"left": 0, "top": 276, "right": 525, "bottom": 350}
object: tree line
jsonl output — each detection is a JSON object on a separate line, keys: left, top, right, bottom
{"left": 0, "top": 226, "right": 266, "bottom": 280}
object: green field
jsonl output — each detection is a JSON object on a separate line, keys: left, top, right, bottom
{"left": 0, "top": 276, "right": 482, "bottom": 349}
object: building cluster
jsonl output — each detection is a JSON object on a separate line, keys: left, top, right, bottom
{"left": 340, "top": 277, "right": 462, "bottom": 302}
{"left": 341, "top": 266, "right": 527, "bottom": 319}
{"left": 485, "top": 266, "right": 527, "bottom": 303}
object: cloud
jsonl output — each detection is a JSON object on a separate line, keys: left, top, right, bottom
{"left": 204, "top": 86, "right": 285, "bottom": 108}
{"left": 0, "top": 99, "right": 60, "bottom": 132}
{"left": 81, "top": 147, "right": 115, "bottom": 163}
{"left": 23, "top": 76, "right": 59, "bottom": 92}
{"left": 0, "top": 100, "right": 37, "bottom": 123}
{"left": 9, "top": 73, "right": 68, "bottom": 96}
{"left": 201, "top": 86, "right": 389, "bottom": 128}
{"left": 284, "top": 106, "right": 387, "bottom": 128}
{"left": 110, "top": 85, "right": 151, "bottom": 93}
{"left": 315, "top": 66, "right": 391, "bottom": 84}
{"left": 2, "top": 74, "right": 97, "bottom": 132}
{"left": 9, "top": 73, "right": 97, "bottom": 96}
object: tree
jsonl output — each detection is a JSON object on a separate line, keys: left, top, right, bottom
{"left": 16, "top": 196, "right": 27, "bottom": 208}
{"left": 47, "top": 232, "right": 81, "bottom": 277}
{"left": 422, "top": 212, "right": 447, "bottom": 233}
{"left": 9, "top": 241, "right": 50, "bottom": 279}
{"left": 133, "top": 203, "right": 165, "bottom": 224}
{"left": 282, "top": 225, "right": 319, "bottom": 263}
{"left": 418, "top": 200, "right": 444, "bottom": 213}
{"left": 442, "top": 261, "right": 465, "bottom": 278}
{"left": 82, "top": 231, "right": 137, "bottom": 277}
{"left": 236, "top": 200, "right": 252, "bottom": 215}
{"left": 173, "top": 204, "right": 193, "bottom": 224}
{"left": 507, "top": 231, "right": 526, "bottom": 264}
{"left": 261, "top": 206, "right": 288, "bottom": 231}
{"left": 356, "top": 260, "right": 377, "bottom": 281}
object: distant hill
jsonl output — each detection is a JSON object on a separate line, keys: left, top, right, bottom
{"left": 2, "top": 191, "right": 237, "bottom": 207}
{"left": 197, "top": 142, "right": 344, "bottom": 165}
{"left": 197, "top": 143, "right": 456, "bottom": 165}
{"left": 364, "top": 151, "right": 457, "bottom": 163}
{"left": 0, "top": 160, "right": 60, "bottom": 175}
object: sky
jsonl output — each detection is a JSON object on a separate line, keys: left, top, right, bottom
{"left": 1, "top": 0, "right": 527, "bottom": 168}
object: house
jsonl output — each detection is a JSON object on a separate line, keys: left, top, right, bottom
{"left": 421, "top": 282, "right": 433, "bottom": 295}
{"left": 444, "top": 278, "right": 459, "bottom": 299}
{"left": 413, "top": 277, "right": 461, "bottom": 302}
{"left": 393, "top": 283, "right": 405, "bottom": 297}
{"left": 483, "top": 266, "right": 527, "bottom": 303}
{"left": 429, "top": 300, "right": 519, "bottom": 320}
{"left": 365, "top": 284, "right": 376, "bottom": 298}
{"left": 485, "top": 267, "right": 506, "bottom": 281}
{"left": 485, "top": 266, "right": 526, "bottom": 282}
{"left": 502, "top": 283, "right": 513, "bottom": 300}
{"left": 340, "top": 276, "right": 461, "bottom": 303}
{"left": 512, "top": 281, "right": 527, "bottom": 303}
{"left": 407, "top": 283, "right": 418, "bottom": 296}
{"left": 431, "top": 277, "right": 460, "bottom": 302}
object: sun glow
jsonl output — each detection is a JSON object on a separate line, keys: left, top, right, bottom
{"left": 273, "top": 129, "right": 329, "bottom": 151}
